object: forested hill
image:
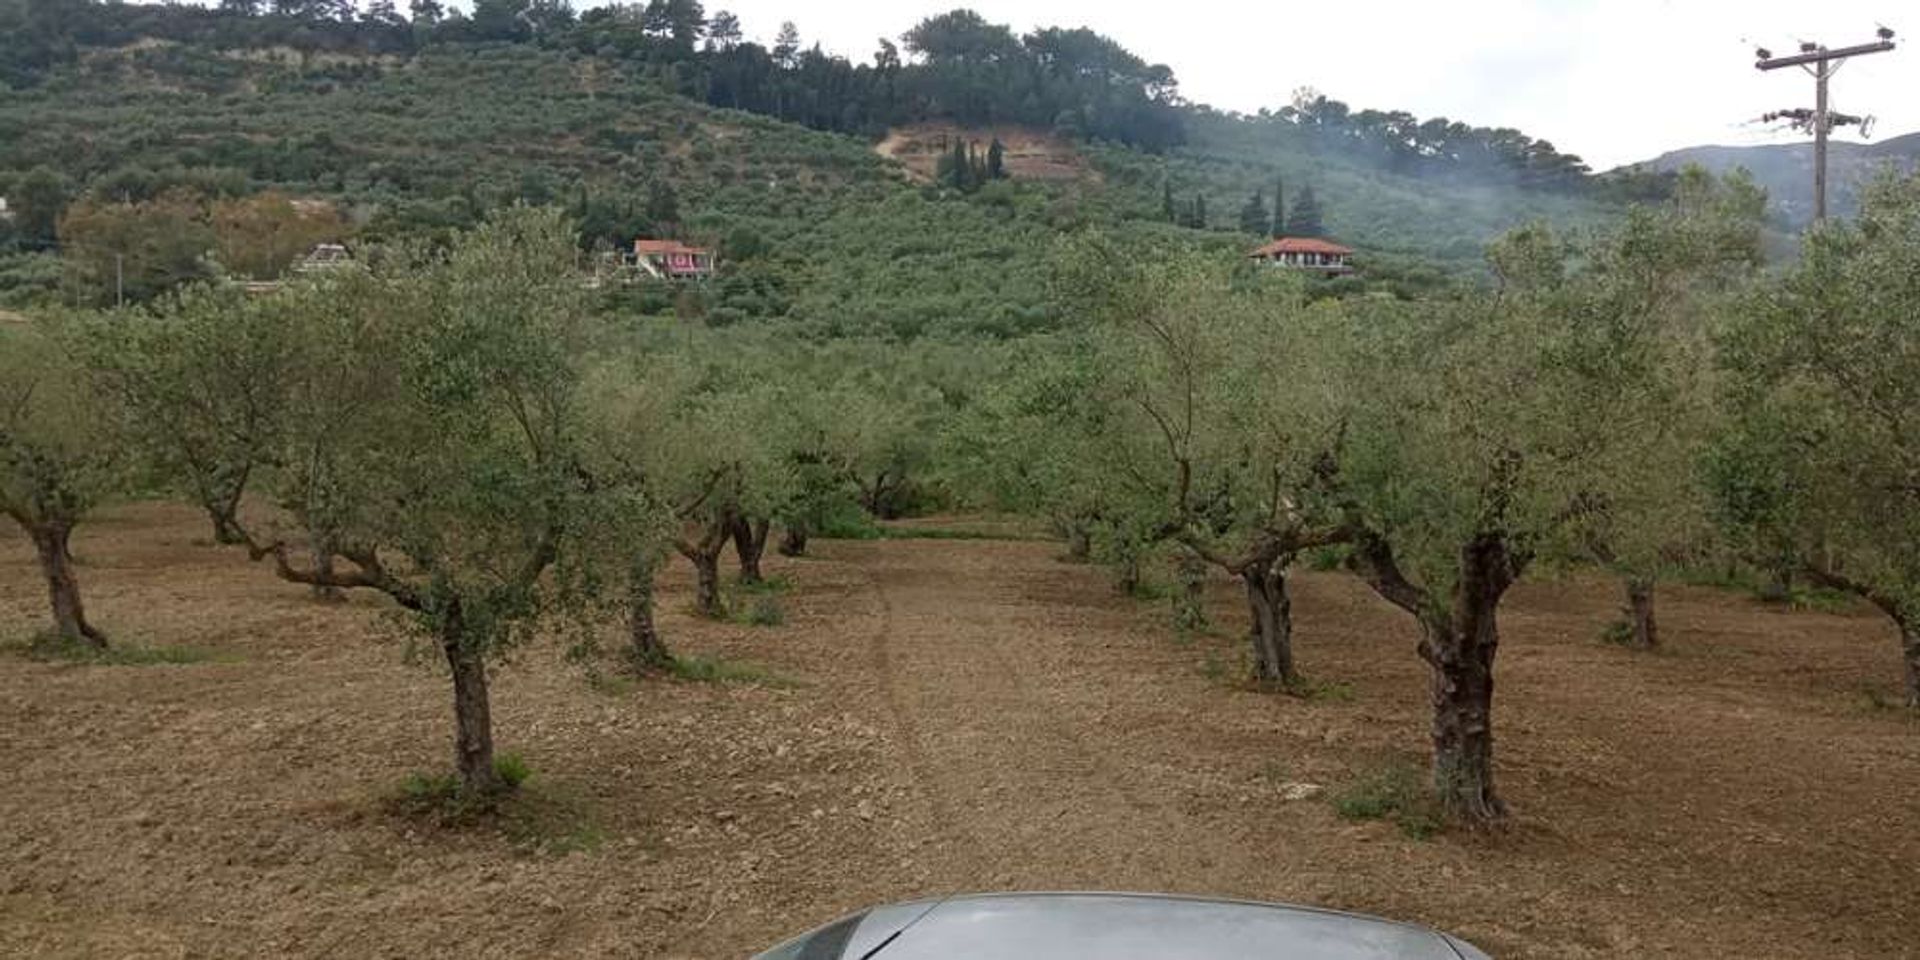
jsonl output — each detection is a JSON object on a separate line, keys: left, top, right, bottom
{"left": 0, "top": 0, "right": 1657, "bottom": 331}
{"left": 1625, "top": 131, "right": 1920, "bottom": 228}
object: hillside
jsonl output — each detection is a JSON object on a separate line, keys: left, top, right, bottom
{"left": 1626, "top": 130, "right": 1920, "bottom": 227}
{"left": 0, "top": 3, "right": 1654, "bottom": 326}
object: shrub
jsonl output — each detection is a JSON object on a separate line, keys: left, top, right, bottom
{"left": 493, "top": 753, "right": 533, "bottom": 789}
{"left": 1332, "top": 761, "right": 1444, "bottom": 840}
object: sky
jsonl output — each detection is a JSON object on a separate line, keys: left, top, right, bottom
{"left": 705, "top": 0, "right": 1918, "bottom": 169}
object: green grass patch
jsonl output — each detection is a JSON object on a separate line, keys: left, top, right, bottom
{"left": 1285, "top": 676, "right": 1357, "bottom": 702}
{"left": 1332, "top": 761, "right": 1445, "bottom": 840}
{"left": 7, "top": 632, "right": 230, "bottom": 666}
{"left": 733, "top": 574, "right": 793, "bottom": 595}
{"left": 388, "top": 759, "right": 603, "bottom": 856}
{"left": 665, "top": 654, "right": 797, "bottom": 687}
{"left": 725, "top": 593, "right": 786, "bottom": 627}
{"left": 1598, "top": 618, "right": 1637, "bottom": 646}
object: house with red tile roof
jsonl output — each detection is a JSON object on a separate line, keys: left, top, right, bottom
{"left": 633, "top": 239, "right": 715, "bottom": 279}
{"left": 1248, "top": 236, "right": 1355, "bottom": 276}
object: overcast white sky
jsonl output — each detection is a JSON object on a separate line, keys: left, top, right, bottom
{"left": 703, "top": 0, "right": 1916, "bottom": 169}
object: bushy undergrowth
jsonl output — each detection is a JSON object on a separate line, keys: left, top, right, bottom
{"left": 1332, "top": 761, "right": 1445, "bottom": 840}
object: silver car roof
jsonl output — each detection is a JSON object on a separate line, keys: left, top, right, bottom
{"left": 810, "top": 892, "right": 1473, "bottom": 959}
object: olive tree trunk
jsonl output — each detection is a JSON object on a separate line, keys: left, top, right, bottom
{"left": 678, "top": 513, "right": 735, "bottom": 619}
{"left": 628, "top": 553, "right": 672, "bottom": 670}
{"left": 1421, "top": 534, "right": 1516, "bottom": 822}
{"left": 1062, "top": 522, "right": 1091, "bottom": 563}
{"left": 1241, "top": 558, "right": 1294, "bottom": 686}
{"left": 1351, "top": 530, "right": 1521, "bottom": 824}
{"left": 24, "top": 520, "right": 106, "bottom": 648}
{"left": 731, "top": 515, "right": 770, "bottom": 584}
{"left": 1901, "top": 619, "right": 1920, "bottom": 710}
{"left": 311, "top": 531, "right": 344, "bottom": 604}
{"left": 205, "top": 501, "right": 246, "bottom": 546}
{"left": 1173, "top": 552, "right": 1208, "bottom": 632}
{"left": 1623, "top": 576, "right": 1657, "bottom": 649}
{"left": 439, "top": 603, "right": 502, "bottom": 794}
{"left": 777, "top": 524, "right": 809, "bottom": 557}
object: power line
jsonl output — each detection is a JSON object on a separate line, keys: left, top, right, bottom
{"left": 1752, "top": 27, "right": 1898, "bottom": 223}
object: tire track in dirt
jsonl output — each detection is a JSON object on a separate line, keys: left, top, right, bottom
{"left": 850, "top": 538, "right": 1248, "bottom": 892}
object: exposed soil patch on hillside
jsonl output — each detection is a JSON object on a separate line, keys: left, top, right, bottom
{"left": 877, "top": 122, "right": 1098, "bottom": 184}
{"left": 3, "top": 504, "right": 1916, "bottom": 958}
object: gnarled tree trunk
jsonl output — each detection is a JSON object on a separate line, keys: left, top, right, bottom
{"left": 777, "top": 524, "right": 809, "bottom": 557}
{"left": 1351, "top": 529, "right": 1521, "bottom": 824}
{"left": 1900, "top": 619, "right": 1920, "bottom": 710}
{"left": 1623, "top": 576, "right": 1657, "bottom": 649}
{"left": 731, "top": 515, "right": 770, "bottom": 584}
{"left": 311, "top": 531, "right": 344, "bottom": 604}
{"left": 205, "top": 502, "right": 246, "bottom": 546}
{"left": 1800, "top": 566, "right": 1920, "bottom": 711}
{"left": 1242, "top": 557, "right": 1294, "bottom": 686}
{"left": 678, "top": 512, "right": 735, "bottom": 620}
{"left": 693, "top": 551, "right": 723, "bottom": 617}
{"left": 1173, "top": 552, "right": 1207, "bottom": 632}
{"left": 439, "top": 603, "right": 502, "bottom": 794}
{"left": 25, "top": 520, "right": 106, "bottom": 649}
{"left": 1062, "top": 522, "right": 1091, "bottom": 563}
{"left": 628, "top": 553, "right": 672, "bottom": 670}
{"left": 1422, "top": 534, "right": 1517, "bottom": 822}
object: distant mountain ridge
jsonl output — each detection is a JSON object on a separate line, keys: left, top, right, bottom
{"left": 1622, "top": 131, "right": 1920, "bottom": 226}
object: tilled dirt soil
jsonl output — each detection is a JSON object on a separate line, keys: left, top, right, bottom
{"left": 3, "top": 503, "right": 1917, "bottom": 958}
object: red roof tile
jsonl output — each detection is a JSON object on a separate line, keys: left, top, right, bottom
{"left": 634, "top": 239, "right": 711, "bottom": 255}
{"left": 1248, "top": 237, "right": 1354, "bottom": 257}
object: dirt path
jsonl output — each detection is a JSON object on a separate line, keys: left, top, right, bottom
{"left": 3, "top": 507, "right": 1919, "bottom": 958}
{"left": 849, "top": 539, "right": 1244, "bottom": 890}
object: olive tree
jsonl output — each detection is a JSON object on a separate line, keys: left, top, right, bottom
{"left": 1714, "top": 172, "right": 1920, "bottom": 707}
{"left": 1500, "top": 171, "right": 1763, "bottom": 649}
{"left": 0, "top": 322, "right": 126, "bottom": 648}
{"left": 591, "top": 348, "right": 796, "bottom": 624}
{"left": 1337, "top": 273, "right": 1704, "bottom": 821}
{"left": 79, "top": 285, "right": 296, "bottom": 547}
{"left": 1057, "top": 241, "right": 1349, "bottom": 685}
{"left": 227, "top": 209, "right": 614, "bottom": 795}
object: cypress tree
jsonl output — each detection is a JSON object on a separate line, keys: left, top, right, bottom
{"left": 986, "top": 137, "right": 1007, "bottom": 180}
{"left": 949, "top": 139, "right": 971, "bottom": 191}
{"left": 1284, "top": 184, "right": 1325, "bottom": 238}
{"left": 1162, "top": 180, "right": 1177, "bottom": 223}
{"left": 1270, "top": 176, "right": 1286, "bottom": 237}
{"left": 1237, "top": 190, "right": 1269, "bottom": 235}
{"left": 1192, "top": 193, "right": 1207, "bottom": 229}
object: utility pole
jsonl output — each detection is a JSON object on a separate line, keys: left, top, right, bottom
{"left": 1754, "top": 28, "right": 1897, "bottom": 223}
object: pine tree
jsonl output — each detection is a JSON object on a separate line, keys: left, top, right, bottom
{"left": 772, "top": 21, "right": 801, "bottom": 68}
{"left": 1237, "top": 190, "right": 1269, "bottom": 235}
{"left": 1162, "top": 180, "right": 1177, "bottom": 223}
{"left": 986, "top": 138, "right": 1006, "bottom": 180}
{"left": 1284, "top": 184, "right": 1325, "bottom": 238}
{"left": 1270, "top": 176, "right": 1286, "bottom": 237}
{"left": 1192, "top": 193, "right": 1208, "bottom": 229}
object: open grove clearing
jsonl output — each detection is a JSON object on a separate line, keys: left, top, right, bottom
{"left": 3, "top": 503, "right": 1918, "bottom": 959}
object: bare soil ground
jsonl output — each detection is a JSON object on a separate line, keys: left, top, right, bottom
{"left": 875, "top": 122, "right": 1098, "bottom": 184}
{"left": 3, "top": 503, "right": 1917, "bottom": 958}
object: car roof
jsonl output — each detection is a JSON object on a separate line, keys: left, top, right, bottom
{"left": 844, "top": 892, "right": 1466, "bottom": 959}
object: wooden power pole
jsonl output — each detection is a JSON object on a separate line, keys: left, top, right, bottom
{"left": 1754, "top": 28, "right": 1897, "bottom": 222}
